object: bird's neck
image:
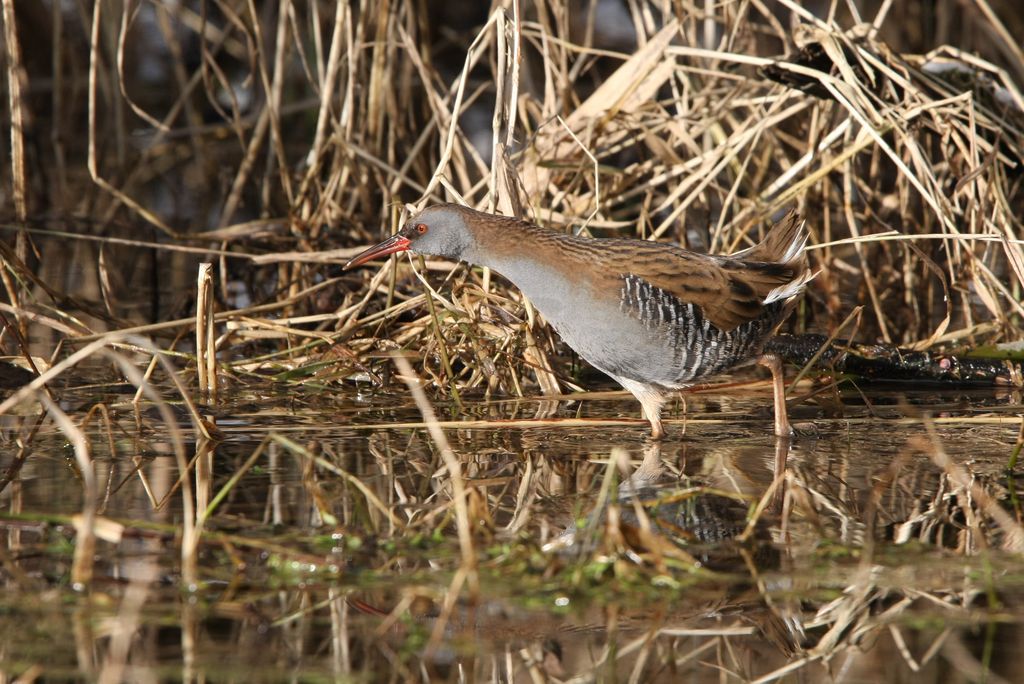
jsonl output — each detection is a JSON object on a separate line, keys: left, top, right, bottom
{"left": 463, "top": 217, "right": 577, "bottom": 277}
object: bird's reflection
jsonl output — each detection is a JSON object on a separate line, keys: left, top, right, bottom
{"left": 347, "top": 436, "right": 805, "bottom": 677}
{"left": 545, "top": 439, "right": 791, "bottom": 569}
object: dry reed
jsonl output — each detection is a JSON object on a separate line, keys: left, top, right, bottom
{"left": 2, "top": 1, "right": 1024, "bottom": 681}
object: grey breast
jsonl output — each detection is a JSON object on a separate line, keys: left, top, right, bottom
{"left": 486, "top": 255, "right": 679, "bottom": 384}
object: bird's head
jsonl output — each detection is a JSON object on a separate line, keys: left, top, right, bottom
{"left": 344, "top": 204, "right": 472, "bottom": 269}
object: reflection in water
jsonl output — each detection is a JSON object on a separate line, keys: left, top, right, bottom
{"left": 1, "top": 387, "right": 1023, "bottom": 681}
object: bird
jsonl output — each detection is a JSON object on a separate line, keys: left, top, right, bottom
{"left": 344, "top": 204, "right": 813, "bottom": 440}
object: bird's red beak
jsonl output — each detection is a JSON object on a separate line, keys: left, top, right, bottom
{"left": 343, "top": 234, "right": 411, "bottom": 270}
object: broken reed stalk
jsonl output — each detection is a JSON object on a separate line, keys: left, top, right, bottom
{"left": 196, "top": 262, "right": 216, "bottom": 398}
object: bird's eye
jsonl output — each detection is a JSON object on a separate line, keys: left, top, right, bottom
{"left": 415, "top": 223, "right": 428, "bottom": 235}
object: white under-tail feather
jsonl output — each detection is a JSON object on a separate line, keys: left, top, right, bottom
{"left": 759, "top": 217, "right": 816, "bottom": 305}
{"left": 763, "top": 268, "right": 817, "bottom": 304}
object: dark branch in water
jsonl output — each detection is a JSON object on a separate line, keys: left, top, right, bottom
{"left": 766, "top": 334, "right": 1022, "bottom": 386}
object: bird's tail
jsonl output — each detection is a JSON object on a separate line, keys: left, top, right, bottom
{"left": 732, "top": 208, "right": 808, "bottom": 267}
{"left": 728, "top": 209, "right": 815, "bottom": 305}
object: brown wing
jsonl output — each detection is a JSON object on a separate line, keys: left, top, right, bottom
{"left": 590, "top": 211, "right": 808, "bottom": 332}
{"left": 614, "top": 253, "right": 801, "bottom": 331}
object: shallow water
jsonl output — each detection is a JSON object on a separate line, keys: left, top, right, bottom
{"left": 2, "top": 378, "right": 1024, "bottom": 682}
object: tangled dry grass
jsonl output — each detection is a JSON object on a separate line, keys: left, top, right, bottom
{"left": 1, "top": 0, "right": 1022, "bottom": 395}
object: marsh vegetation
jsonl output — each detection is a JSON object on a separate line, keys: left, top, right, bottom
{"left": 2, "top": 0, "right": 1024, "bottom": 681}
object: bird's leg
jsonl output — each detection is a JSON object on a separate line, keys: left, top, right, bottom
{"left": 648, "top": 411, "right": 665, "bottom": 440}
{"left": 618, "top": 378, "right": 667, "bottom": 440}
{"left": 621, "top": 442, "right": 665, "bottom": 497}
{"left": 758, "top": 352, "right": 793, "bottom": 438}
{"left": 639, "top": 392, "right": 666, "bottom": 440}
{"left": 679, "top": 393, "right": 687, "bottom": 436}
{"left": 772, "top": 434, "right": 791, "bottom": 480}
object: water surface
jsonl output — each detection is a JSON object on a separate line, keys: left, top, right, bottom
{"left": 2, "top": 379, "right": 1023, "bottom": 681}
